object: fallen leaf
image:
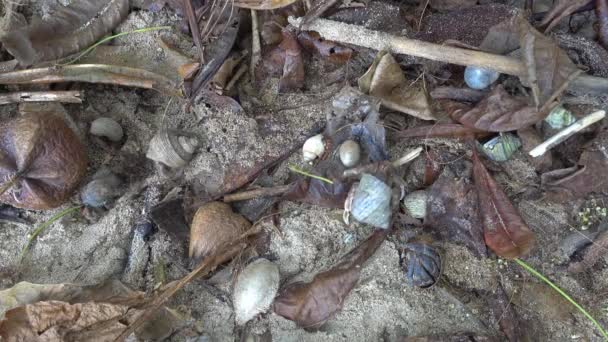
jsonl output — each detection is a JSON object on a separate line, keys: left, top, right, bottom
{"left": 273, "top": 229, "right": 388, "bottom": 328}
{"left": 396, "top": 124, "right": 487, "bottom": 139}
{"left": 234, "top": 0, "right": 298, "bottom": 9}
{"left": 540, "top": 0, "right": 592, "bottom": 33}
{"left": 542, "top": 131, "right": 608, "bottom": 202}
{"left": 517, "top": 15, "right": 581, "bottom": 108}
{"left": 445, "top": 86, "right": 543, "bottom": 132}
{"left": 430, "top": 86, "right": 487, "bottom": 103}
{"left": 472, "top": 151, "right": 535, "bottom": 258}
{"left": 597, "top": 0, "right": 608, "bottom": 50}
{"left": 428, "top": 0, "right": 477, "bottom": 11}
{"left": 284, "top": 161, "right": 353, "bottom": 209}
{"left": 568, "top": 229, "right": 608, "bottom": 273}
{"left": 261, "top": 29, "right": 304, "bottom": 91}
{"left": 517, "top": 127, "right": 553, "bottom": 172}
{"left": 426, "top": 169, "right": 487, "bottom": 257}
{"left": 359, "top": 51, "right": 434, "bottom": 120}
{"left": 300, "top": 0, "right": 341, "bottom": 27}
{"left": 297, "top": 31, "right": 353, "bottom": 64}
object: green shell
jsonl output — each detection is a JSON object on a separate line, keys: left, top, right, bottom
{"left": 544, "top": 106, "right": 576, "bottom": 129}
{"left": 481, "top": 133, "right": 521, "bottom": 162}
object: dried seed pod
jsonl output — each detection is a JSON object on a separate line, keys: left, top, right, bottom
{"left": 233, "top": 258, "right": 280, "bottom": 325}
{"left": 464, "top": 66, "right": 500, "bottom": 90}
{"left": 89, "top": 117, "right": 123, "bottom": 142}
{"left": 339, "top": 139, "right": 361, "bottom": 168}
{"left": 302, "top": 134, "right": 325, "bottom": 163}
{"left": 146, "top": 127, "right": 198, "bottom": 168}
{"left": 80, "top": 169, "right": 122, "bottom": 208}
{"left": 402, "top": 242, "right": 441, "bottom": 288}
{"left": 189, "top": 202, "right": 250, "bottom": 263}
{"left": 351, "top": 174, "right": 392, "bottom": 229}
{"left": 402, "top": 190, "right": 427, "bottom": 219}
{"left": 0, "top": 112, "right": 87, "bottom": 210}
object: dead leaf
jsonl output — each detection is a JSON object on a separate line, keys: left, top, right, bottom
{"left": 472, "top": 151, "right": 535, "bottom": 258}
{"left": 234, "top": 0, "right": 298, "bottom": 9}
{"left": 359, "top": 51, "right": 434, "bottom": 120}
{"left": 284, "top": 161, "right": 353, "bottom": 209}
{"left": 542, "top": 131, "right": 608, "bottom": 202}
{"left": 273, "top": 229, "right": 388, "bottom": 329}
{"left": 568, "top": 229, "right": 608, "bottom": 273}
{"left": 300, "top": 0, "right": 341, "bottom": 27}
{"left": 426, "top": 169, "right": 487, "bottom": 257}
{"left": 517, "top": 15, "right": 581, "bottom": 108}
{"left": 297, "top": 31, "right": 353, "bottom": 64}
{"left": 396, "top": 124, "right": 487, "bottom": 139}
{"left": 212, "top": 53, "right": 245, "bottom": 89}
{"left": 445, "top": 86, "right": 544, "bottom": 132}
{"left": 517, "top": 127, "right": 553, "bottom": 172}
{"left": 428, "top": 0, "right": 477, "bottom": 11}
{"left": 540, "top": 0, "right": 592, "bottom": 33}
{"left": 597, "top": 0, "right": 608, "bottom": 50}
{"left": 262, "top": 29, "right": 304, "bottom": 91}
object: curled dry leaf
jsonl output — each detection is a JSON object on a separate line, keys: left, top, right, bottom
{"left": 234, "top": 0, "right": 298, "bottom": 10}
{"left": 426, "top": 170, "right": 487, "bottom": 257}
{"left": 273, "top": 229, "right": 388, "bottom": 329}
{"left": 472, "top": 151, "right": 535, "bottom": 258}
{"left": 567, "top": 229, "right": 608, "bottom": 273}
{"left": 261, "top": 29, "right": 305, "bottom": 91}
{"left": 0, "top": 0, "right": 129, "bottom": 66}
{"left": 542, "top": 131, "right": 608, "bottom": 202}
{"left": 0, "top": 112, "right": 87, "bottom": 210}
{"left": 189, "top": 202, "right": 251, "bottom": 263}
{"left": 540, "top": 0, "right": 592, "bottom": 33}
{"left": 358, "top": 51, "right": 434, "bottom": 120}
{"left": 297, "top": 31, "right": 353, "bottom": 64}
{"left": 444, "top": 86, "right": 541, "bottom": 132}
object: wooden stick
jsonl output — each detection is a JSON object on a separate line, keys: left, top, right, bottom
{"left": 529, "top": 110, "right": 606, "bottom": 157}
{"left": 0, "top": 91, "right": 82, "bottom": 105}
{"left": 250, "top": 9, "right": 261, "bottom": 79}
{"left": 223, "top": 184, "right": 291, "bottom": 202}
{"left": 288, "top": 17, "right": 608, "bottom": 95}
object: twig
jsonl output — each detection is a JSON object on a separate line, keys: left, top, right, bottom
{"left": 342, "top": 147, "right": 423, "bottom": 178}
{"left": 0, "top": 91, "right": 82, "bottom": 105}
{"left": 288, "top": 17, "right": 608, "bottom": 95}
{"left": 288, "top": 164, "right": 334, "bottom": 184}
{"left": 223, "top": 185, "right": 291, "bottom": 202}
{"left": 0, "top": 64, "right": 182, "bottom": 97}
{"left": 529, "top": 110, "right": 606, "bottom": 157}
{"left": 225, "top": 63, "right": 248, "bottom": 91}
{"left": 250, "top": 9, "right": 261, "bottom": 79}
{"left": 183, "top": 0, "right": 206, "bottom": 65}
{"left": 391, "top": 146, "right": 424, "bottom": 167}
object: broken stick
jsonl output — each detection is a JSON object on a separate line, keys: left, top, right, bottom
{"left": 0, "top": 90, "right": 82, "bottom": 105}
{"left": 288, "top": 17, "right": 608, "bottom": 95}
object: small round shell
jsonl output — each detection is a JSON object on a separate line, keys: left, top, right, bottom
{"left": 146, "top": 127, "right": 199, "bottom": 168}
{"left": 302, "top": 134, "right": 325, "bottom": 163}
{"left": 90, "top": 117, "right": 123, "bottom": 142}
{"left": 339, "top": 140, "right": 361, "bottom": 168}
{"left": 464, "top": 66, "right": 500, "bottom": 90}
{"left": 80, "top": 169, "right": 122, "bottom": 208}
{"left": 403, "top": 190, "right": 427, "bottom": 219}
{"left": 233, "top": 258, "right": 280, "bottom": 325}
{"left": 351, "top": 174, "right": 392, "bottom": 229}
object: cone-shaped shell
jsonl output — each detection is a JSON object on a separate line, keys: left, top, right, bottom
{"left": 351, "top": 174, "right": 391, "bottom": 229}
{"left": 146, "top": 128, "right": 198, "bottom": 168}
{"left": 189, "top": 202, "right": 250, "bottom": 263}
{"left": 233, "top": 258, "right": 280, "bottom": 325}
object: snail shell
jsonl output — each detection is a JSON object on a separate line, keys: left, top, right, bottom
{"left": 339, "top": 139, "right": 361, "bottom": 168}
{"left": 351, "top": 174, "right": 392, "bottom": 229}
{"left": 146, "top": 127, "right": 199, "bottom": 168}
{"left": 402, "top": 190, "right": 428, "bottom": 219}
{"left": 302, "top": 134, "right": 325, "bottom": 163}
{"left": 90, "top": 117, "right": 123, "bottom": 142}
{"left": 481, "top": 133, "right": 521, "bottom": 162}
{"left": 544, "top": 106, "right": 576, "bottom": 129}
{"left": 233, "top": 258, "right": 280, "bottom": 325}
{"left": 403, "top": 242, "right": 441, "bottom": 288}
{"left": 464, "top": 66, "right": 500, "bottom": 90}
{"left": 189, "top": 202, "right": 250, "bottom": 263}
{"left": 80, "top": 169, "right": 122, "bottom": 208}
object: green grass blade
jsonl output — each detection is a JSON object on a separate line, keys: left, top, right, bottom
{"left": 19, "top": 206, "right": 81, "bottom": 262}
{"left": 514, "top": 258, "right": 608, "bottom": 340}
{"left": 59, "top": 26, "right": 172, "bottom": 66}
{"left": 288, "top": 164, "right": 334, "bottom": 184}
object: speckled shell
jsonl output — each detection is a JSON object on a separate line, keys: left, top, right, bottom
{"left": 233, "top": 258, "right": 280, "bottom": 325}
{"left": 339, "top": 139, "right": 361, "bottom": 168}
{"left": 90, "top": 117, "right": 123, "bottom": 142}
{"left": 464, "top": 66, "right": 500, "bottom": 90}
{"left": 351, "top": 174, "right": 391, "bottom": 229}
{"left": 402, "top": 190, "right": 428, "bottom": 219}
{"left": 403, "top": 242, "right": 441, "bottom": 288}
{"left": 189, "top": 202, "right": 250, "bottom": 263}
{"left": 146, "top": 127, "right": 198, "bottom": 168}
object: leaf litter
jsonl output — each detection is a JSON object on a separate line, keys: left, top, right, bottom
{"left": 0, "top": 0, "right": 607, "bottom": 341}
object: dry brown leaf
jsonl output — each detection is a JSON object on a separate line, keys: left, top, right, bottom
{"left": 297, "top": 31, "right": 353, "bottom": 64}
{"left": 261, "top": 29, "right": 304, "bottom": 91}
{"left": 540, "top": 0, "right": 592, "bottom": 33}
{"left": 273, "top": 229, "right": 388, "bottom": 328}
{"left": 234, "top": 0, "right": 298, "bottom": 10}
{"left": 359, "top": 52, "right": 434, "bottom": 120}
{"left": 472, "top": 151, "right": 535, "bottom": 258}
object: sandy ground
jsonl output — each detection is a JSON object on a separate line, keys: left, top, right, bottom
{"left": 1, "top": 1, "right": 608, "bottom": 341}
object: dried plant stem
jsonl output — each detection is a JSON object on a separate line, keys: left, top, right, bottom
{"left": 223, "top": 184, "right": 291, "bottom": 202}
{"left": 0, "top": 173, "right": 21, "bottom": 197}
{"left": 288, "top": 164, "right": 334, "bottom": 184}
{"left": 514, "top": 258, "right": 608, "bottom": 340}
{"left": 529, "top": 110, "right": 606, "bottom": 157}
{"left": 250, "top": 9, "right": 261, "bottom": 78}
{"left": 0, "top": 64, "right": 182, "bottom": 97}
{"left": 0, "top": 90, "right": 82, "bottom": 105}
{"left": 392, "top": 146, "right": 423, "bottom": 167}
{"left": 288, "top": 17, "right": 608, "bottom": 95}
{"left": 225, "top": 63, "right": 248, "bottom": 91}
